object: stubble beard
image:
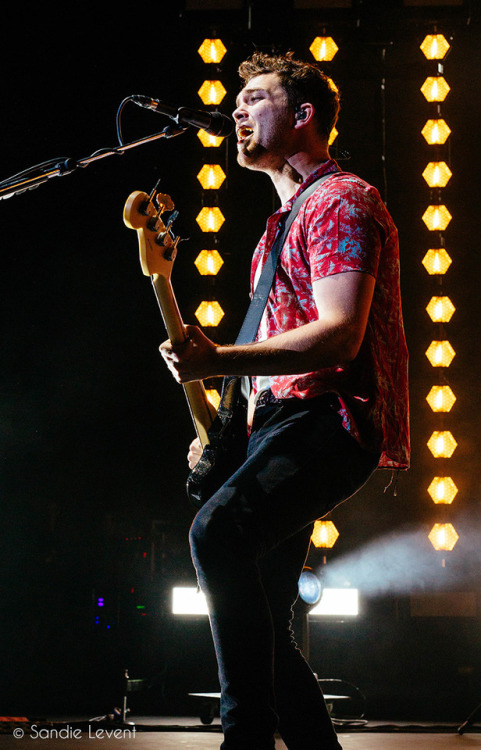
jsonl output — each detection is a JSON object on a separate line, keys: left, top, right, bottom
{"left": 237, "top": 111, "right": 293, "bottom": 172}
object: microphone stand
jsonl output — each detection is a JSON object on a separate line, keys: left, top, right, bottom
{"left": 0, "top": 123, "right": 188, "bottom": 201}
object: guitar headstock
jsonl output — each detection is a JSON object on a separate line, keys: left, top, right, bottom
{"left": 123, "top": 189, "right": 180, "bottom": 278}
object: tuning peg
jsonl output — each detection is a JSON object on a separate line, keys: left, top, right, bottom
{"left": 155, "top": 210, "right": 179, "bottom": 244}
{"left": 164, "top": 210, "right": 179, "bottom": 232}
{"left": 163, "top": 236, "right": 180, "bottom": 262}
{"left": 155, "top": 192, "right": 175, "bottom": 213}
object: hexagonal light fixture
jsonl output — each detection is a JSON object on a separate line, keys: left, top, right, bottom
{"left": 194, "top": 249, "right": 224, "bottom": 276}
{"left": 198, "top": 38, "right": 227, "bottom": 64}
{"left": 420, "top": 34, "right": 450, "bottom": 60}
{"left": 426, "top": 385, "right": 456, "bottom": 413}
{"left": 311, "top": 520, "right": 339, "bottom": 548}
{"left": 428, "top": 523, "right": 459, "bottom": 551}
{"left": 427, "top": 430, "right": 457, "bottom": 458}
{"left": 425, "top": 340, "right": 455, "bottom": 368}
{"left": 422, "top": 205, "right": 452, "bottom": 231}
{"left": 195, "top": 300, "right": 225, "bottom": 327}
{"left": 198, "top": 80, "right": 227, "bottom": 106}
{"left": 422, "top": 248, "right": 452, "bottom": 275}
{"left": 309, "top": 36, "right": 338, "bottom": 61}
{"left": 421, "top": 76, "right": 450, "bottom": 102}
{"left": 426, "top": 296, "right": 455, "bottom": 323}
{"left": 421, "top": 119, "right": 451, "bottom": 145}
{"left": 422, "top": 161, "right": 452, "bottom": 188}
{"left": 427, "top": 476, "right": 458, "bottom": 505}
{"left": 196, "top": 206, "right": 225, "bottom": 233}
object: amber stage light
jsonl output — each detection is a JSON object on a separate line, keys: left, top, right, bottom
{"left": 426, "top": 385, "right": 456, "bottom": 413}
{"left": 198, "top": 80, "right": 227, "bottom": 106}
{"left": 422, "top": 161, "right": 452, "bottom": 188}
{"left": 205, "top": 388, "right": 221, "bottom": 410}
{"left": 311, "top": 520, "right": 339, "bottom": 549}
{"left": 427, "top": 430, "right": 457, "bottom": 459}
{"left": 194, "top": 249, "right": 224, "bottom": 276}
{"left": 426, "top": 296, "right": 455, "bottom": 323}
{"left": 196, "top": 207, "right": 225, "bottom": 233}
{"left": 198, "top": 38, "right": 227, "bottom": 64}
{"left": 309, "top": 36, "right": 338, "bottom": 61}
{"left": 422, "top": 248, "right": 452, "bottom": 275}
{"left": 197, "top": 164, "right": 226, "bottom": 190}
{"left": 197, "top": 130, "right": 225, "bottom": 148}
{"left": 428, "top": 523, "right": 459, "bottom": 551}
{"left": 195, "top": 300, "right": 225, "bottom": 327}
{"left": 421, "top": 119, "right": 451, "bottom": 145}
{"left": 420, "top": 34, "right": 451, "bottom": 60}
{"left": 422, "top": 205, "right": 452, "bottom": 231}
{"left": 428, "top": 477, "right": 458, "bottom": 505}
{"left": 425, "top": 340, "right": 455, "bottom": 368}
{"left": 421, "top": 76, "right": 450, "bottom": 102}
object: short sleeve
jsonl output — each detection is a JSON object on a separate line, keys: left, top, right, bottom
{"left": 303, "top": 181, "right": 383, "bottom": 283}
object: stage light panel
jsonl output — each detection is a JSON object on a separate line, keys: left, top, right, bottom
{"left": 428, "top": 523, "right": 459, "bottom": 552}
{"left": 309, "top": 36, "right": 338, "bottom": 61}
{"left": 426, "top": 295, "right": 455, "bottom": 323}
{"left": 196, "top": 206, "right": 225, "bottom": 232}
{"left": 422, "top": 204, "right": 452, "bottom": 231}
{"left": 198, "top": 80, "right": 227, "bottom": 106}
{"left": 426, "top": 385, "right": 456, "bottom": 412}
{"left": 421, "top": 76, "right": 450, "bottom": 102}
{"left": 428, "top": 476, "right": 458, "bottom": 504}
{"left": 425, "top": 340, "right": 455, "bottom": 367}
{"left": 422, "top": 161, "right": 452, "bottom": 188}
{"left": 172, "top": 587, "right": 209, "bottom": 615}
{"left": 195, "top": 300, "right": 225, "bottom": 326}
{"left": 197, "top": 130, "right": 225, "bottom": 148}
{"left": 195, "top": 249, "right": 224, "bottom": 276}
{"left": 309, "top": 588, "right": 359, "bottom": 617}
{"left": 170, "top": 585, "right": 358, "bottom": 617}
{"left": 422, "top": 248, "right": 452, "bottom": 275}
{"left": 421, "top": 118, "right": 451, "bottom": 145}
{"left": 427, "top": 430, "right": 457, "bottom": 458}
{"left": 197, "top": 164, "right": 226, "bottom": 190}
{"left": 311, "top": 520, "right": 339, "bottom": 548}
{"left": 420, "top": 33, "right": 450, "bottom": 60}
{"left": 198, "top": 38, "right": 227, "bottom": 64}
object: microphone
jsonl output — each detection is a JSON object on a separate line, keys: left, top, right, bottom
{"left": 131, "top": 95, "right": 233, "bottom": 137}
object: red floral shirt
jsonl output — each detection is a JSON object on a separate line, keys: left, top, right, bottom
{"left": 251, "top": 160, "right": 410, "bottom": 469}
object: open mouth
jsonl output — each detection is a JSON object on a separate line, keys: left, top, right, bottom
{"left": 237, "top": 126, "right": 254, "bottom": 142}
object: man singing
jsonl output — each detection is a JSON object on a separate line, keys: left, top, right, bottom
{"left": 160, "top": 52, "right": 409, "bottom": 750}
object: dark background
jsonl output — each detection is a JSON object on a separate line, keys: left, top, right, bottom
{"left": 2, "top": 0, "right": 481, "bottom": 722}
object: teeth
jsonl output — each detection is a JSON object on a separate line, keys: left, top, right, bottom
{"left": 238, "top": 126, "right": 253, "bottom": 140}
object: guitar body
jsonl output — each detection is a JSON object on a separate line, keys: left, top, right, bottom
{"left": 186, "top": 376, "right": 248, "bottom": 508}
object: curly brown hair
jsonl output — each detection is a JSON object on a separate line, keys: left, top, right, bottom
{"left": 238, "top": 51, "right": 340, "bottom": 139}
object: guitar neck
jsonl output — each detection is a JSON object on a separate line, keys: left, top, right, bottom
{"left": 151, "top": 274, "right": 215, "bottom": 446}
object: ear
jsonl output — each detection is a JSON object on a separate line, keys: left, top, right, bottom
{"left": 294, "top": 103, "right": 315, "bottom": 128}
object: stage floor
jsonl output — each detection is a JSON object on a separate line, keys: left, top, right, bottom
{"left": 1, "top": 716, "right": 480, "bottom": 749}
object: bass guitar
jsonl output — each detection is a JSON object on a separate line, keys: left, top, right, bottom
{"left": 123, "top": 186, "right": 247, "bottom": 508}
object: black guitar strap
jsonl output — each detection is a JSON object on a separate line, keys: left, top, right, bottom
{"left": 234, "top": 171, "right": 339, "bottom": 346}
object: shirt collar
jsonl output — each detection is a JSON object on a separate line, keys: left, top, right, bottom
{"left": 280, "top": 158, "right": 341, "bottom": 213}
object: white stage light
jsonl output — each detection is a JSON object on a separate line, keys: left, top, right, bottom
{"left": 309, "top": 588, "right": 359, "bottom": 617}
{"left": 172, "top": 587, "right": 209, "bottom": 615}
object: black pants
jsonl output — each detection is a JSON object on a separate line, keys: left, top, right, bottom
{"left": 189, "top": 394, "right": 380, "bottom": 750}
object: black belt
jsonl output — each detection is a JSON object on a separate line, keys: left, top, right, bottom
{"left": 255, "top": 389, "right": 339, "bottom": 409}
{"left": 255, "top": 389, "right": 285, "bottom": 407}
